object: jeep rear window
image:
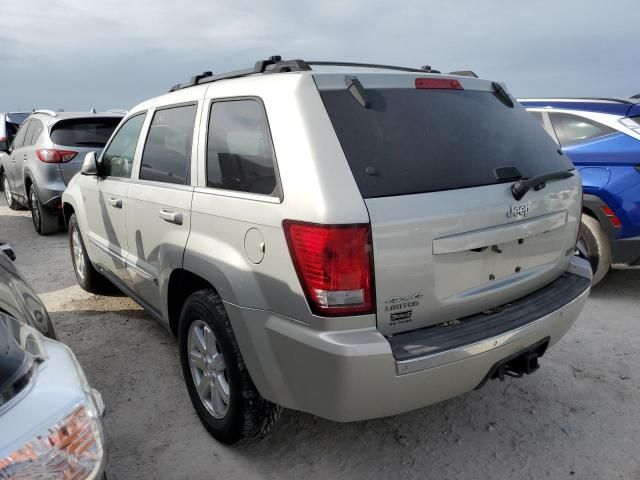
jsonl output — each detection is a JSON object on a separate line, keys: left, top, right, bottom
{"left": 320, "top": 88, "right": 573, "bottom": 198}
{"left": 50, "top": 118, "right": 122, "bottom": 148}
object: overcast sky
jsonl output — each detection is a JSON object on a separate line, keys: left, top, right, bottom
{"left": 1, "top": 0, "right": 638, "bottom": 112}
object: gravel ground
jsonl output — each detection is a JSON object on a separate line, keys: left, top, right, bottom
{"left": 1, "top": 198, "right": 639, "bottom": 480}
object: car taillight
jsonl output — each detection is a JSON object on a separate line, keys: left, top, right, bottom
{"left": 601, "top": 206, "right": 622, "bottom": 228}
{"left": 415, "top": 78, "right": 463, "bottom": 90}
{"left": 283, "top": 221, "right": 374, "bottom": 316}
{"left": 36, "top": 149, "right": 77, "bottom": 163}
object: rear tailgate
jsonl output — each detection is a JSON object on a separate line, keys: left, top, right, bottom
{"left": 316, "top": 73, "right": 580, "bottom": 335}
{"left": 50, "top": 116, "right": 121, "bottom": 184}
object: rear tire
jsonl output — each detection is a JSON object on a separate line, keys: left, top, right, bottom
{"left": 579, "top": 214, "right": 611, "bottom": 286}
{"left": 178, "top": 290, "right": 282, "bottom": 445}
{"left": 68, "top": 214, "right": 109, "bottom": 293}
{"left": 1, "top": 171, "right": 21, "bottom": 210}
{"left": 30, "top": 185, "right": 59, "bottom": 235}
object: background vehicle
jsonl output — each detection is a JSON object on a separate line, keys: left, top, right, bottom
{"left": 522, "top": 97, "right": 640, "bottom": 284}
{"left": 0, "top": 112, "right": 29, "bottom": 153}
{"left": 0, "top": 110, "right": 123, "bottom": 234}
{"left": 0, "top": 242, "right": 106, "bottom": 479}
{"left": 63, "top": 57, "right": 591, "bottom": 445}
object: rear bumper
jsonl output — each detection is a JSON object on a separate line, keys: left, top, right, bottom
{"left": 227, "top": 257, "right": 591, "bottom": 422}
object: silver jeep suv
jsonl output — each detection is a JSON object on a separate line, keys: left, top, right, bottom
{"left": 62, "top": 57, "right": 592, "bottom": 444}
{"left": 0, "top": 110, "right": 123, "bottom": 234}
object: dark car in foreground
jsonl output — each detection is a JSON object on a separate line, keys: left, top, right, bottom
{"left": 0, "top": 242, "right": 106, "bottom": 479}
{"left": 521, "top": 97, "right": 640, "bottom": 284}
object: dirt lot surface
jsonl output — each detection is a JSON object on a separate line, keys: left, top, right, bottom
{"left": 1, "top": 198, "right": 639, "bottom": 480}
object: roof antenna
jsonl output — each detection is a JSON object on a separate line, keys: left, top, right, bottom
{"left": 90, "top": 108, "right": 96, "bottom": 114}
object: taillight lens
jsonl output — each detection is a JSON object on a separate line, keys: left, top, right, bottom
{"left": 283, "top": 221, "right": 374, "bottom": 316}
{"left": 36, "top": 149, "right": 77, "bottom": 163}
{"left": 601, "top": 206, "right": 622, "bottom": 228}
{"left": 415, "top": 78, "right": 463, "bottom": 90}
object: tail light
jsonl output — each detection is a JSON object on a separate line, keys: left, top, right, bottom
{"left": 36, "top": 148, "right": 77, "bottom": 163}
{"left": 601, "top": 206, "right": 622, "bottom": 228}
{"left": 415, "top": 78, "right": 463, "bottom": 90}
{"left": 283, "top": 221, "right": 374, "bottom": 316}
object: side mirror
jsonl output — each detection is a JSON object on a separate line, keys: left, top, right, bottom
{"left": 81, "top": 151, "right": 98, "bottom": 176}
{"left": 0, "top": 139, "right": 9, "bottom": 153}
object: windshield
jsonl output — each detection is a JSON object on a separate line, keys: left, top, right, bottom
{"left": 320, "top": 88, "right": 572, "bottom": 198}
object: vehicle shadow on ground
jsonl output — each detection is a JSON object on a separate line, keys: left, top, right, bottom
{"left": 588, "top": 268, "right": 640, "bottom": 302}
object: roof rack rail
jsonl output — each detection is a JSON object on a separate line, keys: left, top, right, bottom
{"left": 169, "top": 57, "right": 452, "bottom": 92}
{"left": 32, "top": 109, "right": 57, "bottom": 117}
{"left": 169, "top": 55, "right": 295, "bottom": 92}
{"left": 107, "top": 109, "right": 128, "bottom": 114}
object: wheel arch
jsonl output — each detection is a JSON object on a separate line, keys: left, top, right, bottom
{"left": 166, "top": 268, "right": 219, "bottom": 336}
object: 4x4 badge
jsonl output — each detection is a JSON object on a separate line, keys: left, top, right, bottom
{"left": 507, "top": 203, "right": 531, "bottom": 218}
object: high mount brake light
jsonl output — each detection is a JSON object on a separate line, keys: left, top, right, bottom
{"left": 415, "top": 78, "right": 463, "bottom": 90}
{"left": 283, "top": 221, "right": 374, "bottom": 316}
{"left": 36, "top": 148, "right": 77, "bottom": 163}
{"left": 601, "top": 206, "right": 622, "bottom": 228}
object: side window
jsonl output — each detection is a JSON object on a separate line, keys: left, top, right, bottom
{"left": 139, "top": 104, "right": 196, "bottom": 185}
{"left": 101, "top": 113, "right": 147, "bottom": 178}
{"left": 11, "top": 120, "right": 31, "bottom": 150}
{"left": 23, "top": 121, "right": 38, "bottom": 147}
{"left": 206, "top": 99, "right": 279, "bottom": 197}
{"left": 26, "top": 120, "right": 44, "bottom": 146}
{"left": 549, "top": 112, "right": 616, "bottom": 147}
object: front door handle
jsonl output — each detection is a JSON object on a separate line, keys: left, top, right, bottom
{"left": 107, "top": 197, "right": 122, "bottom": 208}
{"left": 159, "top": 209, "right": 183, "bottom": 225}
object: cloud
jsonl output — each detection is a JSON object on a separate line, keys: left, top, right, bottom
{"left": 1, "top": 0, "right": 638, "bottom": 111}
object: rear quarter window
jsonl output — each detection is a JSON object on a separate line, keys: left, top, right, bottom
{"left": 320, "top": 87, "right": 573, "bottom": 198}
{"left": 548, "top": 112, "right": 617, "bottom": 147}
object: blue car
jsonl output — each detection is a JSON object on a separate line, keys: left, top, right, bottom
{"left": 521, "top": 97, "right": 640, "bottom": 284}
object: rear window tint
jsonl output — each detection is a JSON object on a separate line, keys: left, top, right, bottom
{"left": 50, "top": 118, "right": 121, "bottom": 148}
{"left": 320, "top": 88, "right": 572, "bottom": 198}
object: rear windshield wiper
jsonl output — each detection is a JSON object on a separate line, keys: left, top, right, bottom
{"left": 511, "top": 170, "right": 574, "bottom": 201}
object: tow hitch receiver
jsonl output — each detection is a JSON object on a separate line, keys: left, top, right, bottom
{"left": 496, "top": 351, "right": 539, "bottom": 380}
{"left": 476, "top": 337, "right": 549, "bottom": 389}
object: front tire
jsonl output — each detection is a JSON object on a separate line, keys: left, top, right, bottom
{"left": 68, "top": 213, "right": 108, "bottom": 293}
{"left": 1, "top": 171, "right": 21, "bottom": 210}
{"left": 29, "top": 185, "right": 59, "bottom": 235}
{"left": 579, "top": 214, "right": 611, "bottom": 286}
{"left": 179, "top": 290, "right": 281, "bottom": 445}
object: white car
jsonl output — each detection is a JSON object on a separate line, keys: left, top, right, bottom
{"left": 0, "top": 244, "right": 106, "bottom": 479}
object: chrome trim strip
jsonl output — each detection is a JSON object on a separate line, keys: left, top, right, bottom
{"left": 87, "top": 234, "right": 155, "bottom": 281}
{"left": 395, "top": 286, "right": 590, "bottom": 375}
{"left": 193, "top": 186, "right": 281, "bottom": 204}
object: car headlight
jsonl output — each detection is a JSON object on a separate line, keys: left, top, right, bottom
{"left": 0, "top": 401, "right": 104, "bottom": 480}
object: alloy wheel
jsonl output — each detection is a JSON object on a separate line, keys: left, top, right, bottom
{"left": 3, "top": 176, "right": 11, "bottom": 205}
{"left": 30, "top": 189, "right": 40, "bottom": 230}
{"left": 71, "top": 227, "right": 86, "bottom": 282}
{"left": 187, "top": 320, "right": 230, "bottom": 419}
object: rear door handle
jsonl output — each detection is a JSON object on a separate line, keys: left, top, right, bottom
{"left": 159, "top": 209, "right": 182, "bottom": 225}
{"left": 107, "top": 197, "right": 122, "bottom": 208}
